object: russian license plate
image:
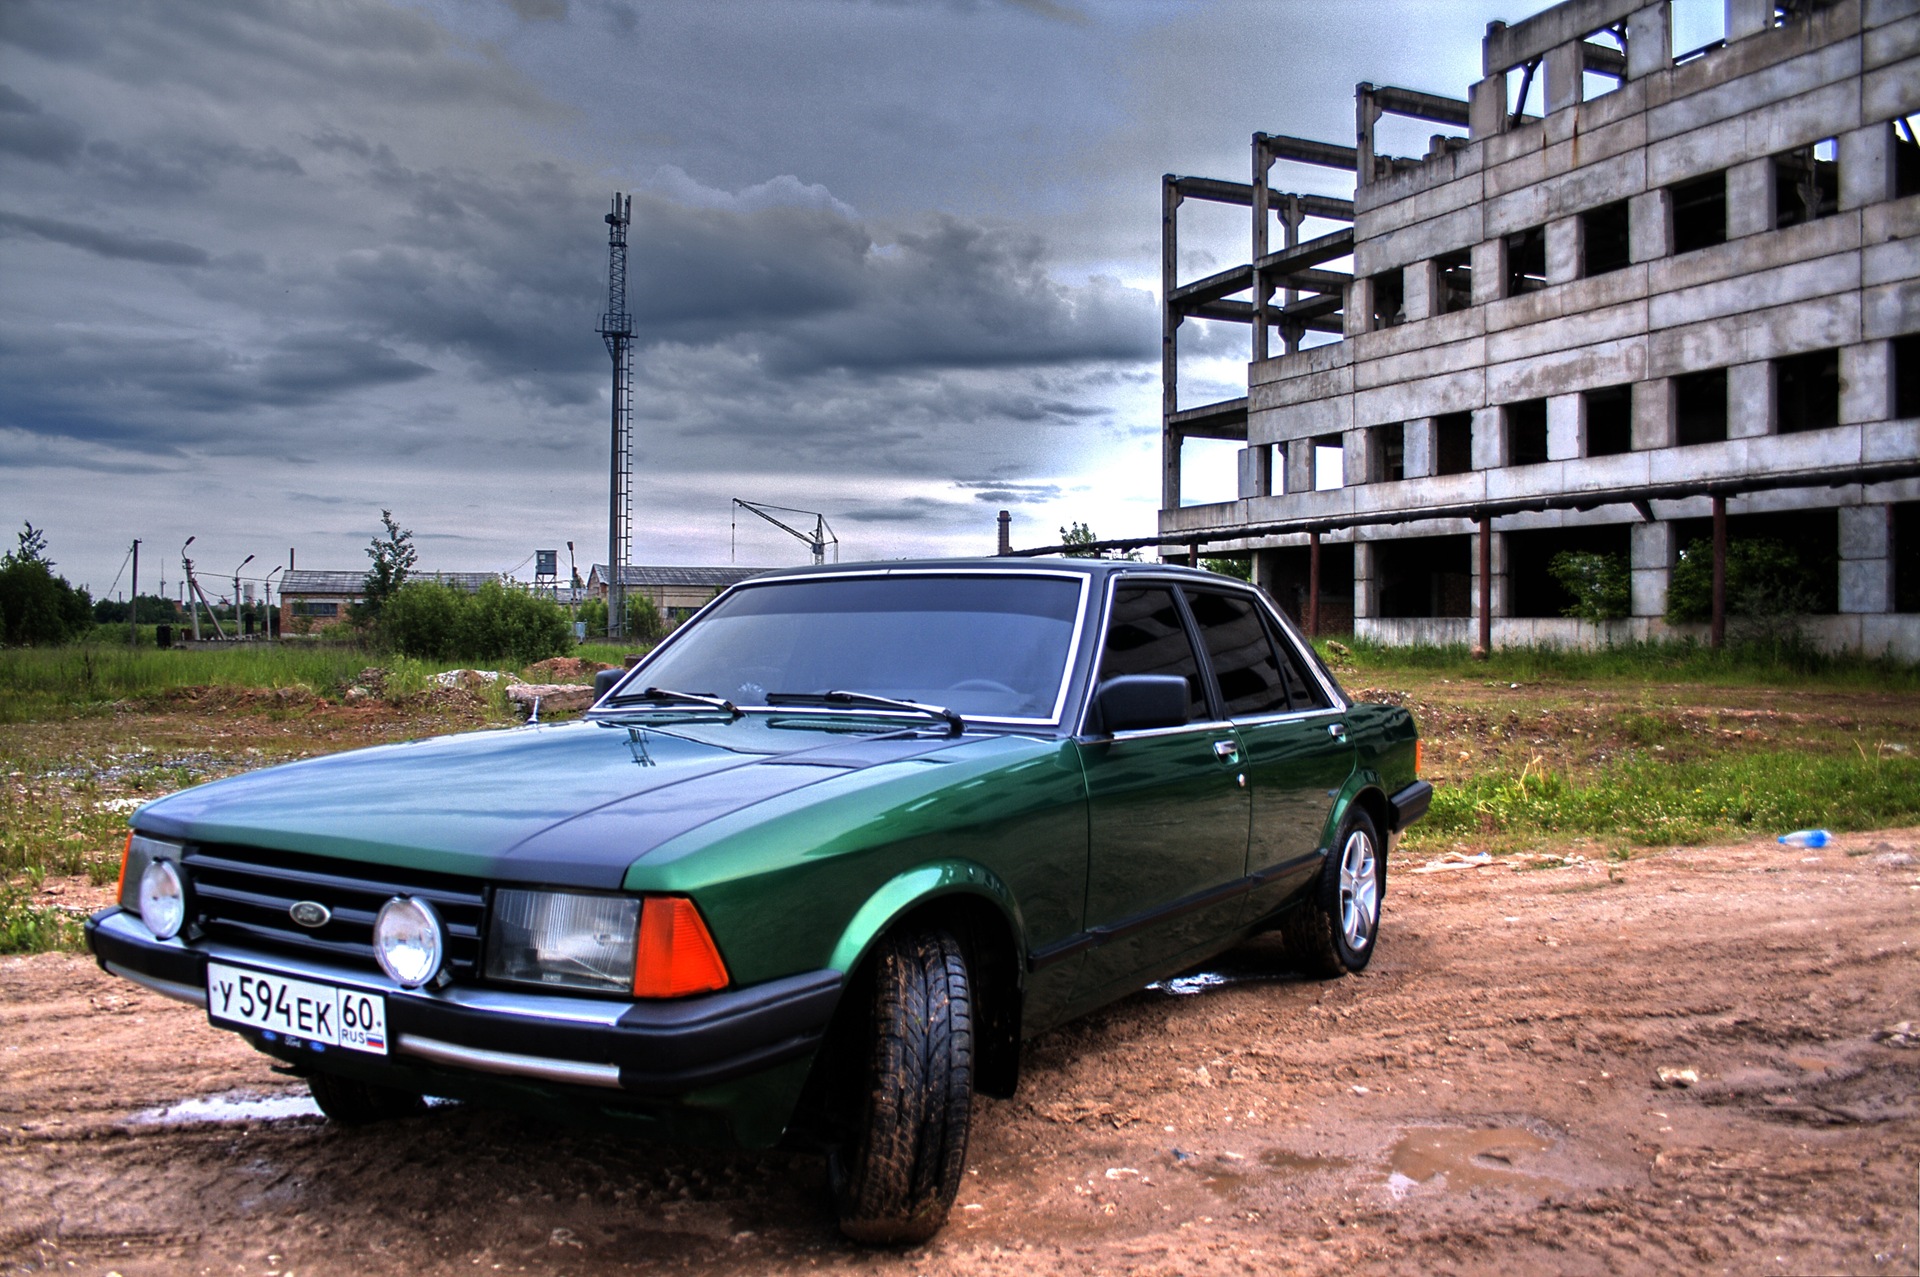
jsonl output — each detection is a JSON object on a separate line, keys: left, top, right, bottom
{"left": 206, "top": 961, "right": 388, "bottom": 1055}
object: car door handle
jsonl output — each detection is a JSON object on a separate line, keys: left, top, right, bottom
{"left": 1213, "top": 739, "right": 1240, "bottom": 761}
{"left": 1327, "top": 722, "right": 1346, "bottom": 739}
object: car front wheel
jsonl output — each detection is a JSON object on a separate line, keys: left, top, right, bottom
{"left": 1283, "top": 806, "right": 1384, "bottom": 978}
{"left": 829, "top": 927, "right": 975, "bottom": 1245}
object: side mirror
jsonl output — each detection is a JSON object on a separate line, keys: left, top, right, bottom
{"left": 1089, "top": 674, "right": 1189, "bottom": 735}
{"left": 593, "top": 668, "right": 625, "bottom": 702}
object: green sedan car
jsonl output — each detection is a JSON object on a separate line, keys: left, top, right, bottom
{"left": 88, "top": 558, "right": 1428, "bottom": 1243}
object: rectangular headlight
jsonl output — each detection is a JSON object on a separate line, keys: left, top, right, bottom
{"left": 485, "top": 889, "right": 639, "bottom": 995}
{"left": 119, "top": 834, "right": 182, "bottom": 912}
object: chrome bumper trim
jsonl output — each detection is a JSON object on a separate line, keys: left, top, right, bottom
{"left": 104, "top": 961, "right": 207, "bottom": 1008}
{"left": 396, "top": 1034, "right": 624, "bottom": 1090}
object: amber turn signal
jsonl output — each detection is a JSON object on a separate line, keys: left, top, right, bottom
{"left": 115, "top": 830, "right": 133, "bottom": 902}
{"left": 1415, "top": 739, "right": 1423, "bottom": 777}
{"left": 633, "top": 896, "right": 730, "bottom": 998}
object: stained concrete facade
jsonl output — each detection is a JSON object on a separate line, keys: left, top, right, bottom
{"left": 1158, "top": 0, "right": 1920, "bottom": 656}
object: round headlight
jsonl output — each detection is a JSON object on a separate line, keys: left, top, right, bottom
{"left": 373, "top": 896, "right": 444, "bottom": 988}
{"left": 138, "top": 858, "right": 187, "bottom": 940}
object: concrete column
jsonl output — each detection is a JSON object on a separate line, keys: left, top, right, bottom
{"left": 1629, "top": 189, "right": 1671, "bottom": 263}
{"left": 1840, "top": 125, "right": 1893, "bottom": 211}
{"left": 1545, "top": 41, "right": 1584, "bottom": 114}
{"left": 1841, "top": 341, "right": 1891, "bottom": 424}
{"left": 1838, "top": 505, "right": 1893, "bottom": 614}
{"left": 1726, "top": 159, "right": 1773, "bottom": 238}
{"left": 1404, "top": 260, "right": 1437, "bottom": 323}
{"left": 1236, "top": 444, "right": 1272, "bottom": 499}
{"left": 1634, "top": 377, "right": 1675, "bottom": 449}
{"left": 1343, "top": 427, "right": 1375, "bottom": 487}
{"left": 1728, "top": 361, "right": 1774, "bottom": 438}
{"left": 1403, "top": 417, "right": 1437, "bottom": 479}
{"left": 1626, "top": 4, "right": 1673, "bottom": 79}
{"left": 1469, "top": 75, "right": 1507, "bottom": 140}
{"left": 1345, "top": 277, "right": 1372, "bottom": 338}
{"left": 1471, "top": 406, "right": 1507, "bottom": 469}
{"left": 1546, "top": 216, "right": 1581, "bottom": 285}
{"left": 1471, "top": 529, "right": 1509, "bottom": 619}
{"left": 1547, "top": 393, "right": 1586, "bottom": 460}
{"left": 1630, "top": 521, "right": 1676, "bottom": 617}
{"left": 1726, "top": 0, "right": 1772, "bottom": 41}
{"left": 1471, "top": 238, "right": 1505, "bottom": 306}
{"left": 1285, "top": 439, "right": 1316, "bottom": 495}
{"left": 1352, "top": 541, "right": 1377, "bottom": 621}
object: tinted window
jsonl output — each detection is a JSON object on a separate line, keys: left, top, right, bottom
{"left": 1269, "top": 619, "right": 1331, "bottom": 711}
{"left": 1099, "top": 586, "right": 1207, "bottom": 723}
{"left": 1182, "top": 589, "right": 1288, "bottom": 717}
{"left": 637, "top": 575, "right": 1082, "bottom": 719}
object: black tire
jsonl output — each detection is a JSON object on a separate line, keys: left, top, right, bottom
{"left": 829, "top": 928, "right": 975, "bottom": 1246}
{"left": 1282, "top": 806, "right": 1385, "bottom": 978}
{"left": 307, "top": 1071, "right": 427, "bottom": 1126}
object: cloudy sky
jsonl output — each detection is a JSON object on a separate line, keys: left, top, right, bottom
{"left": 0, "top": 0, "right": 1631, "bottom": 599}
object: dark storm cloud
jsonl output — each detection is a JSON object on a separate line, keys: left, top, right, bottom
{"left": 955, "top": 480, "right": 1064, "bottom": 505}
{"left": 0, "top": 210, "right": 209, "bottom": 265}
{"left": 0, "top": 84, "right": 84, "bottom": 165}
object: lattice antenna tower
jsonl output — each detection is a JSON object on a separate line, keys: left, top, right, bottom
{"left": 597, "top": 192, "right": 634, "bottom": 639}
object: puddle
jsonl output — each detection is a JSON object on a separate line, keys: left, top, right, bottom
{"left": 129, "top": 1090, "right": 323, "bottom": 1125}
{"left": 1384, "top": 1126, "right": 1559, "bottom": 1199}
{"left": 1259, "top": 1148, "right": 1352, "bottom": 1176}
{"left": 128, "top": 1090, "right": 456, "bottom": 1126}
{"left": 1149, "top": 967, "right": 1290, "bottom": 997}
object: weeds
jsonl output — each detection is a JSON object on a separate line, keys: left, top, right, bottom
{"left": 0, "top": 882, "right": 85, "bottom": 953}
{"left": 1327, "top": 635, "right": 1920, "bottom": 691}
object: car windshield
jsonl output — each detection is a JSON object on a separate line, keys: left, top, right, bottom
{"left": 628, "top": 574, "right": 1085, "bottom": 722}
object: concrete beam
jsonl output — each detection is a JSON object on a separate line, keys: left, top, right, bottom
{"left": 1484, "top": 0, "right": 1642, "bottom": 76}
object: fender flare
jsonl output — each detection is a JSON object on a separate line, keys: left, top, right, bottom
{"left": 826, "top": 858, "right": 1027, "bottom": 978}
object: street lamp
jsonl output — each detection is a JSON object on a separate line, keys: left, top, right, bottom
{"left": 233, "top": 555, "right": 254, "bottom": 639}
{"left": 264, "top": 565, "right": 284, "bottom": 641}
{"left": 181, "top": 537, "right": 199, "bottom": 642}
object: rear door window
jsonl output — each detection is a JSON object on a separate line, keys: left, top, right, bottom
{"left": 1181, "top": 588, "right": 1289, "bottom": 718}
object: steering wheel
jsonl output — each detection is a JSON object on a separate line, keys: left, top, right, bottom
{"left": 946, "top": 678, "right": 1018, "bottom": 696}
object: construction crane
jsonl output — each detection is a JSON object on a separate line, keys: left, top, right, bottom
{"left": 731, "top": 499, "right": 838, "bottom": 567}
{"left": 597, "top": 193, "right": 634, "bottom": 638}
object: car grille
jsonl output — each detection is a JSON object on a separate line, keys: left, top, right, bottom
{"left": 181, "top": 843, "right": 487, "bottom": 979}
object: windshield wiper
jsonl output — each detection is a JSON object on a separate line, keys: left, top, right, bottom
{"left": 604, "top": 686, "right": 741, "bottom": 717}
{"left": 765, "top": 690, "right": 964, "bottom": 736}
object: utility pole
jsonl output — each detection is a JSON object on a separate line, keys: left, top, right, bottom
{"left": 181, "top": 537, "right": 199, "bottom": 641}
{"left": 598, "top": 193, "right": 634, "bottom": 640}
{"left": 128, "top": 539, "right": 140, "bottom": 647}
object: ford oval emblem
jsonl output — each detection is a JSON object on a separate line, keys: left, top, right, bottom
{"left": 289, "top": 900, "right": 332, "bottom": 929}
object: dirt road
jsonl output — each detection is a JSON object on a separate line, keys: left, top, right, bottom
{"left": 4, "top": 831, "right": 1916, "bottom": 1276}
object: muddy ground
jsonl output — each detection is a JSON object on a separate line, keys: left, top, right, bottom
{"left": 4, "top": 828, "right": 1916, "bottom": 1276}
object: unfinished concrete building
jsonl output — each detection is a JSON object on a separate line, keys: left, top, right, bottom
{"left": 1157, "top": 0, "right": 1920, "bottom": 655}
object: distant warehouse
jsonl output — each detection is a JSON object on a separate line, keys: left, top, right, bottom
{"left": 587, "top": 565, "right": 763, "bottom": 622}
{"left": 1154, "top": 0, "right": 1919, "bottom": 656}
{"left": 279, "top": 570, "right": 500, "bottom": 631}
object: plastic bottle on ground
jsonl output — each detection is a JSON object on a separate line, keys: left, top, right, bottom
{"left": 1776, "top": 829, "right": 1832, "bottom": 849}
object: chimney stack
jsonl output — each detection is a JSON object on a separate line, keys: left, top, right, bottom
{"left": 996, "top": 510, "right": 1012, "bottom": 556}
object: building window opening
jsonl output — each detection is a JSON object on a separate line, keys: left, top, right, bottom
{"left": 1584, "top": 385, "right": 1633, "bottom": 456}
{"left": 1505, "top": 226, "right": 1547, "bottom": 295}
{"left": 1435, "top": 411, "right": 1474, "bottom": 475}
{"left": 1370, "top": 269, "right": 1404, "bottom": 330}
{"left": 1896, "top": 118, "right": 1920, "bottom": 200}
{"left": 1670, "top": 171, "right": 1727, "bottom": 253}
{"left": 1374, "top": 535, "right": 1472, "bottom": 619}
{"left": 1506, "top": 399, "right": 1549, "bottom": 465}
{"left": 1669, "top": 508, "right": 1838, "bottom": 618}
{"left": 1895, "top": 333, "right": 1919, "bottom": 419}
{"left": 1674, "top": 369, "right": 1728, "bottom": 445}
{"left": 1314, "top": 434, "right": 1345, "bottom": 490}
{"left": 1436, "top": 249, "right": 1472, "bottom": 314}
{"left": 1261, "top": 543, "right": 1356, "bottom": 632}
{"left": 1775, "top": 348, "right": 1839, "bottom": 433}
{"left": 1371, "top": 424, "right": 1405, "bottom": 482}
{"left": 1774, "top": 138, "right": 1838, "bottom": 229}
{"left": 1581, "top": 200, "right": 1631, "bottom": 276}
{"left": 1507, "top": 524, "right": 1631, "bottom": 619}
{"left": 1895, "top": 503, "right": 1920, "bottom": 613}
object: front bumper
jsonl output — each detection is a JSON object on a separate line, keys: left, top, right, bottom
{"left": 85, "top": 907, "right": 841, "bottom": 1097}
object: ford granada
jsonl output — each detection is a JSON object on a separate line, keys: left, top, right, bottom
{"left": 88, "top": 558, "right": 1430, "bottom": 1243}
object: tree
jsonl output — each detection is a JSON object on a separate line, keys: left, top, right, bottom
{"left": 1201, "top": 556, "right": 1252, "bottom": 581}
{"left": 0, "top": 522, "right": 92, "bottom": 645}
{"left": 359, "top": 510, "right": 417, "bottom": 620}
{"left": 1547, "top": 550, "right": 1630, "bottom": 622}
{"left": 1666, "top": 537, "right": 1826, "bottom": 626}
{"left": 1059, "top": 522, "right": 1100, "bottom": 558}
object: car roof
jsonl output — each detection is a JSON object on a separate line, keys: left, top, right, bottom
{"left": 731, "top": 557, "right": 1245, "bottom": 585}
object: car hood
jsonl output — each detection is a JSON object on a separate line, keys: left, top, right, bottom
{"left": 133, "top": 715, "right": 981, "bottom": 888}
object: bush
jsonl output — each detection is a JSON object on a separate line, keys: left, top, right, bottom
{"left": 1546, "top": 550, "right": 1630, "bottom": 622}
{"left": 576, "top": 594, "right": 663, "bottom": 642}
{"left": 379, "top": 581, "right": 570, "bottom": 664}
{"left": 1667, "top": 537, "right": 1827, "bottom": 625}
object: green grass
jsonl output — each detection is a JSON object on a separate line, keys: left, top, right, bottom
{"left": 0, "top": 881, "right": 86, "bottom": 954}
{"left": 1411, "top": 749, "right": 1920, "bottom": 850}
{"left": 1323, "top": 635, "right": 1920, "bottom": 691}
